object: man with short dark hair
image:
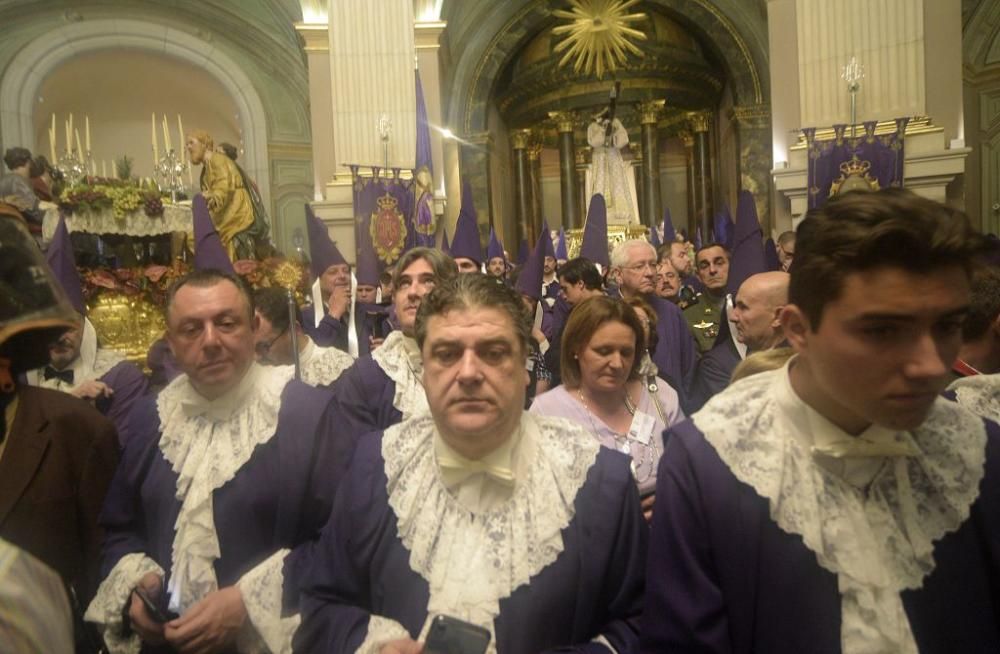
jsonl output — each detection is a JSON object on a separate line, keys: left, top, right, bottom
{"left": 332, "top": 247, "right": 458, "bottom": 433}
{"left": 683, "top": 244, "right": 730, "bottom": 353}
{"left": 952, "top": 265, "right": 1000, "bottom": 378}
{"left": 776, "top": 230, "right": 796, "bottom": 271}
{"left": 643, "top": 189, "right": 1000, "bottom": 653}
{"left": 253, "top": 287, "right": 354, "bottom": 387}
{"left": 296, "top": 273, "right": 646, "bottom": 654}
{"left": 86, "top": 269, "right": 355, "bottom": 654}
{"left": 557, "top": 257, "right": 604, "bottom": 307}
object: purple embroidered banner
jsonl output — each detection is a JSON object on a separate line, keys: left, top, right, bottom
{"left": 805, "top": 117, "right": 908, "bottom": 209}
{"left": 351, "top": 166, "right": 415, "bottom": 278}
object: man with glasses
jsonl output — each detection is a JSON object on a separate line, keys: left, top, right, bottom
{"left": 683, "top": 244, "right": 731, "bottom": 354}
{"left": 610, "top": 240, "right": 697, "bottom": 408}
{"left": 253, "top": 287, "right": 354, "bottom": 387}
{"left": 776, "top": 230, "right": 796, "bottom": 272}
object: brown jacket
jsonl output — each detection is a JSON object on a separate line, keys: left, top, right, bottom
{"left": 0, "top": 385, "right": 120, "bottom": 607}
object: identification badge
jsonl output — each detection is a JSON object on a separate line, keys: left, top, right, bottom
{"left": 628, "top": 410, "right": 656, "bottom": 445}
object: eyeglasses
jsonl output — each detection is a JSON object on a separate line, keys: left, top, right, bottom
{"left": 255, "top": 327, "right": 288, "bottom": 358}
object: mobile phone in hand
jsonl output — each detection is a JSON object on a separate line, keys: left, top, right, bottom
{"left": 424, "top": 615, "right": 491, "bottom": 654}
{"left": 133, "top": 585, "right": 173, "bottom": 624}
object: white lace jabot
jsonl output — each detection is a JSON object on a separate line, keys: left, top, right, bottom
{"left": 948, "top": 373, "right": 1000, "bottom": 424}
{"left": 359, "top": 412, "right": 600, "bottom": 653}
{"left": 157, "top": 363, "right": 294, "bottom": 614}
{"left": 371, "top": 330, "right": 429, "bottom": 419}
{"left": 299, "top": 337, "right": 354, "bottom": 387}
{"left": 693, "top": 360, "right": 988, "bottom": 654}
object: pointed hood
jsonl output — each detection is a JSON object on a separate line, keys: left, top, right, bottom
{"left": 726, "top": 190, "right": 768, "bottom": 295}
{"left": 192, "top": 194, "right": 235, "bottom": 274}
{"left": 713, "top": 207, "right": 734, "bottom": 249}
{"left": 306, "top": 203, "right": 346, "bottom": 278}
{"left": 486, "top": 227, "right": 505, "bottom": 261}
{"left": 441, "top": 228, "right": 451, "bottom": 256}
{"left": 649, "top": 224, "right": 661, "bottom": 248}
{"left": 555, "top": 228, "right": 568, "bottom": 260}
{"left": 515, "top": 228, "right": 546, "bottom": 300}
{"left": 541, "top": 222, "right": 556, "bottom": 259}
{"left": 45, "top": 215, "right": 85, "bottom": 314}
{"left": 516, "top": 238, "right": 529, "bottom": 265}
{"left": 355, "top": 230, "right": 381, "bottom": 286}
{"left": 662, "top": 206, "right": 677, "bottom": 243}
{"left": 580, "top": 193, "right": 610, "bottom": 268}
{"left": 764, "top": 237, "right": 782, "bottom": 272}
{"left": 450, "top": 180, "right": 482, "bottom": 264}
{"left": 695, "top": 226, "right": 703, "bottom": 251}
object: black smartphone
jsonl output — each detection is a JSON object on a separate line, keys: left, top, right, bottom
{"left": 366, "top": 310, "right": 389, "bottom": 340}
{"left": 423, "top": 615, "right": 491, "bottom": 654}
{"left": 132, "top": 586, "right": 173, "bottom": 624}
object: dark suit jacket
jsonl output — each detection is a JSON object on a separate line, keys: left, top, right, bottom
{"left": 0, "top": 386, "right": 119, "bottom": 607}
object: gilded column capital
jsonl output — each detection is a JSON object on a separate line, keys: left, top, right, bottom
{"left": 527, "top": 142, "right": 543, "bottom": 161}
{"left": 511, "top": 128, "right": 533, "bottom": 150}
{"left": 730, "top": 103, "right": 771, "bottom": 130}
{"left": 687, "top": 110, "right": 712, "bottom": 133}
{"left": 547, "top": 111, "right": 578, "bottom": 133}
{"left": 638, "top": 100, "right": 666, "bottom": 125}
{"left": 678, "top": 130, "right": 695, "bottom": 149}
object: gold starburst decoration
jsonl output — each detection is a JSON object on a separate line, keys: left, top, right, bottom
{"left": 273, "top": 260, "right": 303, "bottom": 291}
{"left": 552, "top": 0, "right": 647, "bottom": 79}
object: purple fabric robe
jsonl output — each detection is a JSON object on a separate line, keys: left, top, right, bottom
{"left": 301, "top": 304, "right": 374, "bottom": 356}
{"left": 97, "top": 381, "right": 356, "bottom": 629}
{"left": 689, "top": 339, "right": 742, "bottom": 412}
{"left": 642, "top": 296, "right": 698, "bottom": 409}
{"left": 293, "top": 435, "right": 647, "bottom": 653}
{"left": 330, "top": 356, "right": 402, "bottom": 434}
{"left": 641, "top": 418, "right": 1000, "bottom": 654}
{"left": 95, "top": 361, "right": 148, "bottom": 448}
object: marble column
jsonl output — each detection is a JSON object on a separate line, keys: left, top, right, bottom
{"left": 681, "top": 131, "right": 696, "bottom": 239}
{"left": 638, "top": 100, "right": 665, "bottom": 227}
{"left": 511, "top": 129, "right": 534, "bottom": 247}
{"left": 688, "top": 111, "right": 713, "bottom": 243}
{"left": 731, "top": 104, "right": 773, "bottom": 236}
{"left": 549, "top": 112, "right": 582, "bottom": 229}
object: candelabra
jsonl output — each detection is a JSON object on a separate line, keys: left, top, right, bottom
{"left": 841, "top": 56, "right": 865, "bottom": 138}
{"left": 56, "top": 149, "right": 91, "bottom": 187}
{"left": 154, "top": 148, "right": 190, "bottom": 202}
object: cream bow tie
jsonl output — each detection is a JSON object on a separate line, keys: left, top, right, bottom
{"left": 812, "top": 435, "right": 919, "bottom": 459}
{"left": 438, "top": 453, "right": 515, "bottom": 486}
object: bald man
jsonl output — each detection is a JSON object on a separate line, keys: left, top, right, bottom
{"left": 690, "top": 271, "right": 789, "bottom": 410}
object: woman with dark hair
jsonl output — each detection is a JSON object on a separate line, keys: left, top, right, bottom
{"left": 530, "top": 295, "right": 683, "bottom": 520}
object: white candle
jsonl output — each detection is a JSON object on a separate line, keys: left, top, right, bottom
{"left": 152, "top": 113, "right": 160, "bottom": 162}
{"left": 85, "top": 115, "right": 91, "bottom": 153}
{"left": 162, "top": 115, "right": 172, "bottom": 152}
{"left": 75, "top": 129, "right": 83, "bottom": 166}
{"left": 65, "top": 119, "right": 71, "bottom": 154}
{"left": 68, "top": 114, "right": 74, "bottom": 151}
{"left": 102, "top": 160, "right": 107, "bottom": 177}
{"left": 49, "top": 128, "right": 56, "bottom": 163}
{"left": 177, "top": 114, "right": 185, "bottom": 154}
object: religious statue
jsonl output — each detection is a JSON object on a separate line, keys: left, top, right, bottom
{"left": 185, "top": 129, "right": 273, "bottom": 261}
{"left": 587, "top": 107, "right": 636, "bottom": 224}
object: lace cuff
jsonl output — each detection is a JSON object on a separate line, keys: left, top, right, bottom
{"left": 83, "top": 553, "right": 164, "bottom": 654}
{"left": 357, "top": 615, "right": 412, "bottom": 654}
{"left": 235, "top": 548, "right": 299, "bottom": 654}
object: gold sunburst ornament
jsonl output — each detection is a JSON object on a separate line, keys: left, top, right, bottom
{"left": 552, "top": 0, "right": 647, "bottom": 79}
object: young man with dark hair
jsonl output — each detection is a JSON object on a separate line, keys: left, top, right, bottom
{"left": 557, "top": 257, "right": 604, "bottom": 307}
{"left": 643, "top": 189, "right": 1000, "bottom": 653}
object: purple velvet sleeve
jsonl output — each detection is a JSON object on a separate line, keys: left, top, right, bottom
{"left": 99, "top": 362, "right": 149, "bottom": 449}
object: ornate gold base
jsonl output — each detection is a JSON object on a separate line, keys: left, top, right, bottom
{"left": 87, "top": 293, "right": 166, "bottom": 367}
{"left": 565, "top": 224, "right": 650, "bottom": 260}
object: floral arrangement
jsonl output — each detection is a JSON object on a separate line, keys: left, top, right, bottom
{"left": 58, "top": 177, "right": 166, "bottom": 219}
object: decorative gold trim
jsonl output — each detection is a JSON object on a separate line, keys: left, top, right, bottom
{"left": 511, "top": 128, "right": 533, "bottom": 150}
{"left": 638, "top": 99, "right": 666, "bottom": 125}
{"left": 527, "top": 143, "right": 543, "bottom": 160}
{"left": 789, "top": 116, "right": 939, "bottom": 150}
{"left": 552, "top": 0, "right": 647, "bottom": 79}
{"left": 730, "top": 103, "right": 771, "bottom": 129}
{"left": 548, "top": 111, "right": 579, "bottom": 133}
{"left": 294, "top": 23, "right": 329, "bottom": 53}
{"left": 687, "top": 110, "right": 712, "bottom": 133}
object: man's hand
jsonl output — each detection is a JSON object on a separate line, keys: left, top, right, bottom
{"left": 327, "top": 286, "right": 350, "bottom": 321}
{"left": 641, "top": 493, "right": 655, "bottom": 523}
{"left": 164, "top": 586, "right": 247, "bottom": 654}
{"left": 380, "top": 639, "right": 423, "bottom": 654}
{"left": 128, "top": 573, "right": 166, "bottom": 646}
{"left": 71, "top": 379, "right": 112, "bottom": 401}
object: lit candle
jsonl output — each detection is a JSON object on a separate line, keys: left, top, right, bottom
{"left": 152, "top": 113, "right": 160, "bottom": 162}
{"left": 177, "top": 114, "right": 185, "bottom": 153}
{"left": 49, "top": 127, "right": 57, "bottom": 163}
{"left": 162, "top": 115, "right": 172, "bottom": 152}
{"left": 68, "top": 114, "right": 74, "bottom": 151}
{"left": 65, "top": 119, "right": 71, "bottom": 155}
{"left": 85, "top": 115, "right": 91, "bottom": 153}
{"left": 75, "top": 129, "right": 83, "bottom": 165}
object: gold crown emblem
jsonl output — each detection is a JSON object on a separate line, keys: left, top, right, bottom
{"left": 838, "top": 155, "right": 871, "bottom": 177}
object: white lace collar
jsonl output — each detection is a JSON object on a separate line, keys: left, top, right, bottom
{"left": 948, "top": 373, "right": 1000, "bottom": 423}
{"left": 299, "top": 337, "right": 355, "bottom": 387}
{"left": 693, "top": 362, "right": 988, "bottom": 654}
{"left": 371, "top": 330, "right": 428, "bottom": 420}
{"left": 156, "top": 363, "right": 295, "bottom": 614}
{"left": 381, "top": 412, "right": 599, "bottom": 651}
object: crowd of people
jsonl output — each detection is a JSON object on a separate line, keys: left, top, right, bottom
{"left": 1, "top": 167, "right": 999, "bottom": 654}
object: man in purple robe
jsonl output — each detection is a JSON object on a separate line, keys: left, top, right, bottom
{"left": 331, "top": 247, "right": 458, "bottom": 433}
{"left": 643, "top": 189, "right": 1000, "bottom": 653}
{"left": 295, "top": 273, "right": 646, "bottom": 654}
{"left": 609, "top": 239, "right": 697, "bottom": 408}
{"left": 85, "top": 269, "right": 355, "bottom": 654}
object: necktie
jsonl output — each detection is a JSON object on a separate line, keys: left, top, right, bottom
{"left": 438, "top": 453, "right": 515, "bottom": 486}
{"left": 43, "top": 366, "right": 74, "bottom": 384}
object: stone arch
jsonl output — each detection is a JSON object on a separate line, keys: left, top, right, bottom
{"left": 446, "top": 0, "right": 768, "bottom": 135}
{"left": 0, "top": 18, "right": 271, "bottom": 209}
